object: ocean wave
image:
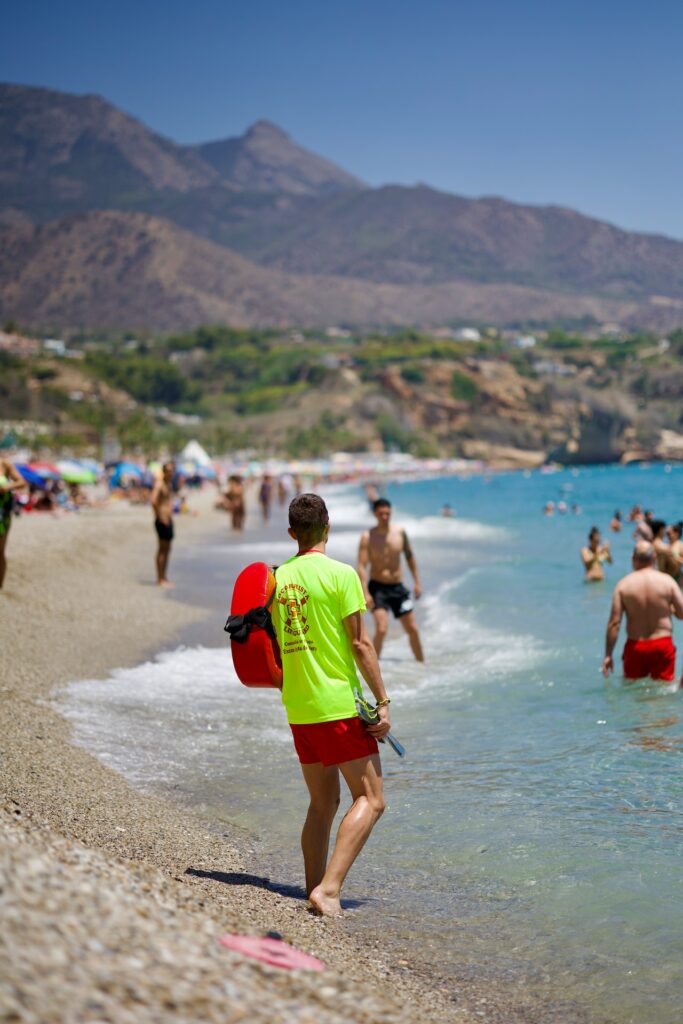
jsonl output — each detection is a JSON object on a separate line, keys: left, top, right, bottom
{"left": 379, "top": 578, "right": 544, "bottom": 702}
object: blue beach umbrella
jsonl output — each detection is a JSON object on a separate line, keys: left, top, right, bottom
{"left": 16, "top": 464, "right": 48, "bottom": 488}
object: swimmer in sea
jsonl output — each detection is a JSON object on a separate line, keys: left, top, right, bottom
{"left": 602, "top": 541, "right": 683, "bottom": 685}
{"left": 633, "top": 511, "right": 654, "bottom": 542}
{"left": 651, "top": 520, "right": 679, "bottom": 579}
{"left": 610, "top": 510, "right": 622, "bottom": 532}
{"left": 667, "top": 522, "right": 683, "bottom": 581}
{"left": 358, "top": 499, "right": 424, "bottom": 662}
{"left": 581, "top": 526, "right": 612, "bottom": 582}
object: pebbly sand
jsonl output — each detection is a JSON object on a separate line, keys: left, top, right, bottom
{"left": 0, "top": 494, "right": 579, "bottom": 1024}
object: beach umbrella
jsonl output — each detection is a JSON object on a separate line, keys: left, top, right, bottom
{"left": 16, "top": 464, "right": 48, "bottom": 487}
{"left": 28, "top": 461, "right": 60, "bottom": 479}
{"left": 56, "top": 460, "right": 97, "bottom": 484}
{"left": 78, "top": 457, "right": 102, "bottom": 475}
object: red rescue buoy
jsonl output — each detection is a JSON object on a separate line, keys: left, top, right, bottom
{"left": 229, "top": 562, "right": 282, "bottom": 688}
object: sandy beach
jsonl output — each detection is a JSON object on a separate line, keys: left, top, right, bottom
{"left": 1, "top": 494, "right": 573, "bottom": 1024}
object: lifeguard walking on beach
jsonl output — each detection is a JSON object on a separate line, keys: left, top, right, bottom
{"left": 151, "top": 461, "right": 175, "bottom": 587}
{"left": 602, "top": 541, "right": 683, "bottom": 686}
{"left": 272, "top": 494, "right": 391, "bottom": 917}
{"left": 358, "top": 499, "right": 424, "bottom": 662}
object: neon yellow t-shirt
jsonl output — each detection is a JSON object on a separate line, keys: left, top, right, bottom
{"left": 272, "top": 553, "right": 366, "bottom": 725}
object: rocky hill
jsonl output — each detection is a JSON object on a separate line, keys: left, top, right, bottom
{"left": 0, "top": 84, "right": 361, "bottom": 225}
{"left": 194, "top": 120, "right": 364, "bottom": 195}
{"left": 0, "top": 211, "right": 648, "bottom": 331}
{"left": 1, "top": 83, "right": 683, "bottom": 331}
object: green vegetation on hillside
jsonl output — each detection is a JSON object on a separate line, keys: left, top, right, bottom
{"left": 4, "top": 323, "right": 683, "bottom": 462}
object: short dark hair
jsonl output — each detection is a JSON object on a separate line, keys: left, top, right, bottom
{"left": 588, "top": 526, "right": 600, "bottom": 541}
{"left": 372, "top": 498, "right": 391, "bottom": 512}
{"left": 650, "top": 519, "right": 666, "bottom": 538}
{"left": 289, "top": 493, "right": 329, "bottom": 544}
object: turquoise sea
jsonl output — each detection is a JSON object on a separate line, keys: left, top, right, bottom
{"left": 62, "top": 464, "right": 683, "bottom": 1023}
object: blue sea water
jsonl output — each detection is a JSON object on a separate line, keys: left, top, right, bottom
{"left": 61, "top": 464, "right": 683, "bottom": 1023}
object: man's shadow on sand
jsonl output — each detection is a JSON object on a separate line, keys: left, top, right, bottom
{"left": 185, "top": 868, "right": 370, "bottom": 909}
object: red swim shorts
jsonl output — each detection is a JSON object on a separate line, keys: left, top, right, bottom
{"left": 290, "top": 716, "right": 379, "bottom": 766}
{"left": 622, "top": 636, "right": 677, "bottom": 681}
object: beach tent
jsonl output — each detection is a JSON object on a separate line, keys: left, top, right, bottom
{"left": 179, "top": 440, "right": 212, "bottom": 468}
{"left": 109, "top": 462, "right": 145, "bottom": 487}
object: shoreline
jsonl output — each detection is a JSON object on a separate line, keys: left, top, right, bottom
{"left": 1, "top": 494, "right": 586, "bottom": 1023}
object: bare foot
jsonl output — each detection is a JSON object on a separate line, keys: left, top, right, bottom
{"left": 158, "top": 579, "right": 176, "bottom": 588}
{"left": 309, "top": 885, "right": 343, "bottom": 918}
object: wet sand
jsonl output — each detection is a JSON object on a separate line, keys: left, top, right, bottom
{"left": 0, "top": 493, "right": 579, "bottom": 1023}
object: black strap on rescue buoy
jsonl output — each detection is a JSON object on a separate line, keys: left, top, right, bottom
{"left": 224, "top": 586, "right": 277, "bottom": 643}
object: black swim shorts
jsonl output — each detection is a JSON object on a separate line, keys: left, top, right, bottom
{"left": 155, "top": 518, "right": 174, "bottom": 542}
{"left": 368, "top": 580, "right": 414, "bottom": 619}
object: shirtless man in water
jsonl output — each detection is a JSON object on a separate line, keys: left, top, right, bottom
{"left": 602, "top": 541, "right": 683, "bottom": 685}
{"left": 358, "top": 499, "right": 424, "bottom": 662}
{"left": 151, "top": 462, "right": 175, "bottom": 587}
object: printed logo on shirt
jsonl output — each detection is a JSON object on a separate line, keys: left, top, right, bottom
{"left": 277, "top": 583, "right": 310, "bottom": 637}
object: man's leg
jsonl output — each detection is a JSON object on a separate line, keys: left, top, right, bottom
{"left": 309, "top": 754, "right": 384, "bottom": 917}
{"left": 372, "top": 608, "right": 389, "bottom": 658}
{"left": 0, "top": 529, "right": 8, "bottom": 589}
{"left": 300, "top": 762, "right": 341, "bottom": 896}
{"left": 400, "top": 610, "right": 424, "bottom": 662}
{"left": 156, "top": 538, "right": 171, "bottom": 584}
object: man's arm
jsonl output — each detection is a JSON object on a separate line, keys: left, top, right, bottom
{"left": 2, "top": 464, "right": 26, "bottom": 493}
{"left": 402, "top": 531, "right": 422, "bottom": 599}
{"left": 357, "top": 531, "right": 373, "bottom": 608}
{"left": 343, "top": 611, "right": 390, "bottom": 738}
{"left": 581, "top": 547, "right": 597, "bottom": 568}
{"left": 602, "top": 586, "right": 624, "bottom": 677}
{"left": 151, "top": 481, "right": 165, "bottom": 521}
{"left": 669, "top": 580, "right": 683, "bottom": 620}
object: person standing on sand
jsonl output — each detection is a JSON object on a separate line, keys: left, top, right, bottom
{"left": 224, "top": 475, "right": 245, "bottom": 532}
{"left": 272, "top": 493, "right": 390, "bottom": 917}
{"left": 0, "top": 458, "right": 25, "bottom": 590}
{"left": 581, "top": 527, "right": 612, "bottom": 582}
{"left": 151, "top": 462, "right": 175, "bottom": 587}
{"left": 259, "top": 474, "right": 273, "bottom": 523}
{"left": 602, "top": 541, "right": 683, "bottom": 685}
{"left": 358, "top": 499, "right": 424, "bottom": 662}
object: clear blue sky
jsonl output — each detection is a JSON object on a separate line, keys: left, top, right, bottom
{"left": 3, "top": 0, "right": 683, "bottom": 238}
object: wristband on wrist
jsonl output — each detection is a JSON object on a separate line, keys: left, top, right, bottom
{"left": 376, "top": 697, "right": 391, "bottom": 707}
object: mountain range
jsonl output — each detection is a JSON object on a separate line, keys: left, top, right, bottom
{"left": 2, "top": 82, "right": 683, "bottom": 332}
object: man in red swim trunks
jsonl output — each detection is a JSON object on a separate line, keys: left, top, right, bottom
{"left": 602, "top": 541, "right": 683, "bottom": 686}
{"left": 272, "top": 493, "right": 391, "bottom": 917}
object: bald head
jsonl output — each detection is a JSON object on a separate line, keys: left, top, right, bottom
{"left": 633, "top": 541, "right": 656, "bottom": 568}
